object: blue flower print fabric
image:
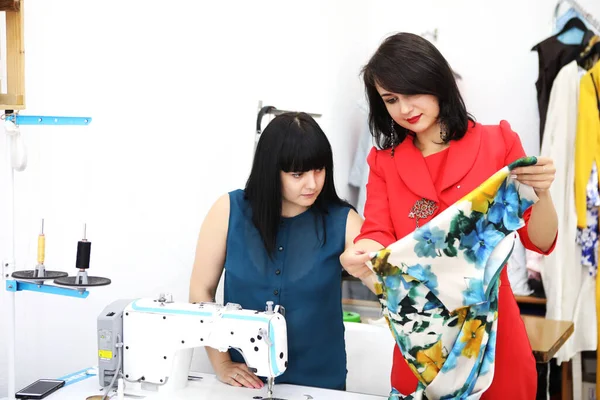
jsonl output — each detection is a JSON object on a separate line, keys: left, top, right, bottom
{"left": 369, "top": 157, "right": 539, "bottom": 400}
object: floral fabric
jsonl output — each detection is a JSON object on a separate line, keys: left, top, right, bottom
{"left": 369, "top": 157, "right": 539, "bottom": 400}
{"left": 575, "top": 162, "right": 599, "bottom": 278}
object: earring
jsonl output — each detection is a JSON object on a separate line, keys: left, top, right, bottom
{"left": 390, "top": 119, "right": 396, "bottom": 158}
{"left": 440, "top": 122, "right": 448, "bottom": 142}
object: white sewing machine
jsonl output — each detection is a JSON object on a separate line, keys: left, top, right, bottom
{"left": 97, "top": 294, "right": 287, "bottom": 398}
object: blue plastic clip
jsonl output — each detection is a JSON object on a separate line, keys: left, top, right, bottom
{"left": 5, "top": 115, "right": 92, "bottom": 126}
{"left": 57, "top": 367, "right": 96, "bottom": 387}
{"left": 6, "top": 280, "right": 89, "bottom": 298}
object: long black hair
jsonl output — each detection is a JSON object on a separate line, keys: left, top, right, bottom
{"left": 244, "top": 112, "right": 351, "bottom": 255}
{"left": 362, "top": 32, "right": 475, "bottom": 149}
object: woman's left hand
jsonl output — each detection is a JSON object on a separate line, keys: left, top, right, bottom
{"left": 511, "top": 156, "right": 556, "bottom": 194}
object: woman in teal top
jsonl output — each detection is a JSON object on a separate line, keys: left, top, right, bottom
{"left": 189, "top": 112, "right": 363, "bottom": 391}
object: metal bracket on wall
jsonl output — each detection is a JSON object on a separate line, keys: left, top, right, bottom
{"left": 2, "top": 259, "right": 14, "bottom": 280}
{"left": 5, "top": 279, "right": 89, "bottom": 298}
{"left": 3, "top": 114, "right": 92, "bottom": 125}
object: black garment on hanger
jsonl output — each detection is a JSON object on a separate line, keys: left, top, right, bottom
{"left": 532, "top": 19, "right": 594, "bottom": 144}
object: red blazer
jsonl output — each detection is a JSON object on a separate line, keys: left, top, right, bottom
{"left": 356, "top": 121, "right": 556, "bottom": 399}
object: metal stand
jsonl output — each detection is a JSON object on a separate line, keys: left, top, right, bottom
{"left": 1, "top": 114, "right": 93, "bottom": 400}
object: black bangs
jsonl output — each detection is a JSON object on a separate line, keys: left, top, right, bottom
{"left": 244, "top": 111, "right": 352, "bottom": 256}
{"left": 278, "top": 119, "right": 331, "bottom": 173}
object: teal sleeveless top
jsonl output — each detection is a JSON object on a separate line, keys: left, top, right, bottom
{"left": 224, "top": 189, "right": 350, "bottom": 390}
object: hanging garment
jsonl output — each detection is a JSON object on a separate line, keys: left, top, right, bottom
{"left": 574, "top": 66, "right": 600, "bottom": 393}
{"left": 349, "top": 118, "right": 373, "bottom": 217}
{"left": 576, "top": 163, "right": 600, "bottom": 277}
{"left": 579, "top": 36, "right": 600, "bottom": 71}
{"left": 369, "top": 157, "right": 539, "bottom": 400}
{"left": 540, "top": 60, "right": 597, "bottom": 400}
{"left": 532, "top": 28, "right": 593, "bottom": 143}
{"left": 575, "top": 61, "right": 600, "bottom": 229}
{"left": 525, "top": 249, "right": 545, "bottom": 297}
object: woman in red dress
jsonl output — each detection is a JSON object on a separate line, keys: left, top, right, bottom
{"left": 341, "top": 32, "right": 558, "bottom": 399}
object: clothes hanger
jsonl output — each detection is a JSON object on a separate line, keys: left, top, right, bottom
{"left": 532, "top": 16, "right": 590, "bottom": 49}
{"left": 557, "top": 16, "right": 587, "bottom": 35}
{"left": 555, "top": 17, "right": 589, "bottom": 45}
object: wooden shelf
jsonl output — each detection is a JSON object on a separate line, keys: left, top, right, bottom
{"left": 342, "top": 298, "right": 380, "bottom": 308}
{"left": 514, "top": 295, "right": 547, "bottom": 305}
{"left": 521, "top": 315, "right": 574, "bottom": 363}
{"left": 0, "top": 94, "right": 25, "bottom": 111}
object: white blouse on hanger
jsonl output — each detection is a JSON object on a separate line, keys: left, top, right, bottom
{"left": 539, "top": 60, "right": 597, "bottom": 400}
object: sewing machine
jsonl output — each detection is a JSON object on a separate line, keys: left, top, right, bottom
{"left": 97, "top": 294, "right": 287, "bottom": 398}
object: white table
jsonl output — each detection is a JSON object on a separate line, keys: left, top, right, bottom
{"left": 25, "top": 370, "right": 386, "bottom": 400}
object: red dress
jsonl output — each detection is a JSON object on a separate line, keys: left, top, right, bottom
{"left": 355, "top": 121, "right": 556, "bottom": 399}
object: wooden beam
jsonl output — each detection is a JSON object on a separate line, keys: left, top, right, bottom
{"left": 3, "top": 0, "right": 25, "bottom": 110}
{"left": 0, "top": 94, "right": 24, "bottom": 110}
{"left": 0, "top": 1, "right": 19, "bottom": 12}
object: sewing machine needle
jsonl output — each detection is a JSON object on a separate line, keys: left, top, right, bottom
{"left": 267, "top": 377, "right": 274, "bottom": 397}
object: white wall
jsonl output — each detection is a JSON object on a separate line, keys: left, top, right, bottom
{"left": 2, "top": 0, "right": 600, "bottom": 397}
{"left": 0, "top": 0, "right": 371, "bottom": 395}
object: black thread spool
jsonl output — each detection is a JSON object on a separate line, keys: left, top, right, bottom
{"left": 54, "top": 226, "right": 111, "bottom": 288}
{"left": 76, "top": 240, "right": 91, "bottom": 270}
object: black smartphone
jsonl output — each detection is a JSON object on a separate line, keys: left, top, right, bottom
{"left": 15, "top": 379, "right": 65, "bottom": 399}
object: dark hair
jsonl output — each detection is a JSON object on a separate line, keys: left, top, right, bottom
{"left": 244, "top": 112, "right": 352, "bottom": 255}
{"left": 362, "top": 32, "right": 474, "bottom": 149}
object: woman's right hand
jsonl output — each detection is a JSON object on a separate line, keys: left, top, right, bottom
{"left": 215, "top": 360, "right": 264, "bottom": 389}
{"left": 340, "top": 247, "right": 375, "bottom": 280}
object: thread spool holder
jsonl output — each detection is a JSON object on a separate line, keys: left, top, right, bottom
{"left": 2, "top": 111, "right": 101, "bottom": 400}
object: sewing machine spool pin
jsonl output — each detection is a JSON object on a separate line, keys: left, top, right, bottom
{"left": 53, "top": 224, "right": 111, "bottom": 288}
{"left": 156, "top": 292, "right": 174, "bottom": 305}
{"left": 11, "top": 218, "right": 69, "bottom": 283}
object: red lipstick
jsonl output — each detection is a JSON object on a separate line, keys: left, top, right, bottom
{"left": 406, "top": 114, "right": 422, "bottom": 124}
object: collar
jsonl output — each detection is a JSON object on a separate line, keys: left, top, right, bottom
{"left": 394, "top": 123, "right": 481, "bottom": 201}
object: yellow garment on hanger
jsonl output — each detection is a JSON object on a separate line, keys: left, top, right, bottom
{"left": 575, "top": 60, "right": 600, "bottom": 229}
{"left": 580, "top": 36, "right": 600, "bottom": 71}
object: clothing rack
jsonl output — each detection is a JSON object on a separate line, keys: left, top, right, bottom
{"left": 420, "top": 28, "right": 438, "bottom": 43}
{"left": 545, "top": 4, "right": 599, "bottom": 397}
{"left": 554, "top": 0, "right": 600, "bottom": 393}
{"left": 554, "top": 0, "right": 600, "bottom": 33}
{"left": 256, "top": 100, "right": 321, "bottom": 129}
{"left": 254, "top": 100, "right": 322, "bottom": 154}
